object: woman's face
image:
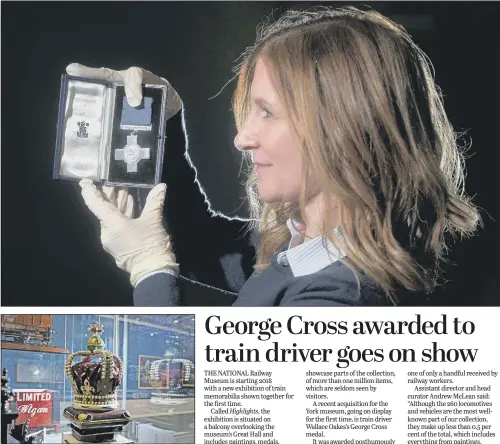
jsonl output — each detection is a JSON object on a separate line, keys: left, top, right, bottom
{"left": 234, "top": 58, "right": 303, "bottom": 203}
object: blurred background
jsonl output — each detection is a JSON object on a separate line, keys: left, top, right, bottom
{"left": 2, "top": 2, "right": 499, "bottom": 306}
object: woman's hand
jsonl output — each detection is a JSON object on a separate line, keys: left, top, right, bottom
{"left": 67, "top": 63, "right": 182, "bottom": 285}
{"left": 80, "top": 179, "right": 178, "bottom": 286}
{"left": 68, "top": 63, "right": 182, "bottom": 285}
{"left": 66, "top": 63, "right": 182, "bottom": 119}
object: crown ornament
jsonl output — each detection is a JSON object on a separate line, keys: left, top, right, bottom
{"left": 65, "top": 322, "right": 122, "bottom": 410}
{"left": 148, "top": 347, "right": 194, "bottom": 406}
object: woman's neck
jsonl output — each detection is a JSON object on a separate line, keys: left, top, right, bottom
{"left": 302, "top": 193, "right": 338, "bottom": 240}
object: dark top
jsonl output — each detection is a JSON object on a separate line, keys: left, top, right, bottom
{"left": 134, "top": 251, "right": 390, "bottom": 307}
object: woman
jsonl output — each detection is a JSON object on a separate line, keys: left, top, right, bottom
{"left": 75, "top": 6, "right": 480, "bottom": 306}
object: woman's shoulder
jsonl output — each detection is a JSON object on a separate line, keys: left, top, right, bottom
{"left": 280, "top": 260, "right": 392, "bottom": 306}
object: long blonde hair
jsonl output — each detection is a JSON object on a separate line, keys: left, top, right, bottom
{"left": 232, "top": 6, "right": 480, "bottom": 303}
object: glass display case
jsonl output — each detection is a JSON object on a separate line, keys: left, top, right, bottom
{"left": 1, "top": 314, "right": 195, "bottom": 443}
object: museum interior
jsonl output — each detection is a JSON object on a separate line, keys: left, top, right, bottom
{"left": 1, "top": 314, "right": 195, "bottom": 443}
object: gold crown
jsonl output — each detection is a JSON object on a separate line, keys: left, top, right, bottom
{"left": 65, "top": 322, "right": 122, "bottom": 410}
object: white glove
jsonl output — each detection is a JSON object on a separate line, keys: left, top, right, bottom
{"left": 66, "top": 63, "right": 182, "bottom": 119}
{"left": 79, "top": 178, "right": 179, "bottom": 287}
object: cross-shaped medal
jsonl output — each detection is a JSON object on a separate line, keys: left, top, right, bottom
{"left": 114, "top": 134, "right": 150, "bottom": 173}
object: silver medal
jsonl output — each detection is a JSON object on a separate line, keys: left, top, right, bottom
{"left": 114, "top": 134, "right": 150, "bottom": 173}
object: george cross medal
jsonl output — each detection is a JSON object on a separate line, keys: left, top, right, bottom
{"left": 114, "top": 134, "right": 150, "bottom": 173}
